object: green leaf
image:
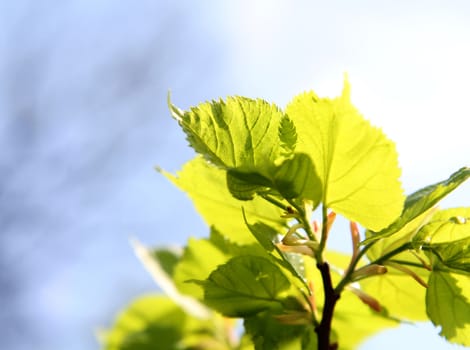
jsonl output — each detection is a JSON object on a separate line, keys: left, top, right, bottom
{"left": 429, "top": 236, "right": 470, "bottom": 274}
{"left": 366, "top": 209, "right": 435, "bottom": 262}
{"left": 161, "top": 156, "right": 287, "bottom": 244}
{"left": 227, "top": 152, "right": 323, "bottom": 205}
{"left": 365, "top": 167, "right": 470, "bottom": 244}
{"left": 414, "top": 207, "right": 470, "bottom": 245}
{"left": 274, "top": 153, "right": 322, "bottom": 203}
{"left": 200, "top": 255, "right": 291, "bottom": 317}
{"left": 209, "top": 227, "right": 268, "bottom": 258}
{"left": 173, "top": 237, "right": 231, "bottom": 301}
{"left": 171, "top": 95, "right": 323, "bottom": 204}
{"left": 243, "top": 216, "right": 313, "bottom": 297}
{"left": 103, "top": 295, "right": 229, "bottom": 350}
{"left": 243, "top": 217, "right": 280, "bottom": 252}
{"left": 426, "top": 270, "right": 470, "bottom": 346}
{"left": 238, "top": 334, "right": 256, "bottom": 350}
{"left": 104, "top": 295, "right": 184, "bottom": 350}
{"left": 285, "top": 78, "right": 404, "bottom": 231}
{"left": 174, "top": 96, "right": 287, "bottom": 178}
{"left": 172, "top": 231, "right": 269, "bottom": 301}
{"left": 278, "top": 115, "right": 298, "bottom": 158}
{"left": 226, "top": 171, "right": 269, "bottom": 200}
{"left": 244, "top": 311, "right": 312, "bottom": 350}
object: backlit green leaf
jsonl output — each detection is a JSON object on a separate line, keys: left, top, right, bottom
{"left": 279, "top": 115, "right": 298, "bottom": 158}
{"left": 172, "top": 231, "right": 268, "bottom": 301}
{"left": 426, "top": 271, "right": 470, "bottom": 346}
{"left": 227, "top": 152, "right": 323, "bottom": 204}
{"left": 366, "top": 167, "right": 470, "bottom": 243}
{"left": 243, "top": 218, "right": 280, "bottom": 252}
{"left": 366, "top": 209, "right": 435, "bottom": 262}
{"left": 171, "top": 94, "right": 323, "bottom": 204}
{"left": 285, "top": 78, "right": 404, "bottom": 231}
{"left": 429, "top": 236, "right": 470, "bottom": 274}
{"left": 200, "top": 255, "right": 291, "bottom": 317}
{"left": 173, "top": 237, "right": 231, "bottom": 300}
{"left": 161, "top": 157, "right": 287, "bottom": 244}
{"left": 226, "top": 171, "right": 269, "bottom": 200}
{"left": 414, "top": 207, "right": 470, "bottom": 245}
{"left": 174, "top": 96, "right": 287, "bottom": 178}
{"left": 274, "top": 153, "right": 322, "bottom": 203}
{"left": 243, "top": 217, "right": 313, "bottom": 294}
{"left": 209, "top": 228, "right": 268, "bottom": 258}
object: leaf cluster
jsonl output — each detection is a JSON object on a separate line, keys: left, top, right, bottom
{"left": 102, "top": 78, "right": 470, "bottom": 350}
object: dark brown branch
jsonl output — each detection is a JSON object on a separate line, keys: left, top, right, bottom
{"left": 315, "top": 262, "right": 340, "bottom": 350}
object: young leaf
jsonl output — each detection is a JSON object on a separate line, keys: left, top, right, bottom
{"left": 428, "top": 236, "right": 470, "bottom": 274}
{"left": 274, "top": 153, "right": 322, "bottom": 202}
{"left": 170, "top": 94, "right": 323, "bottom": 204}
{"left": 227, "top": 152, "right": 323, "bottom": 205}
{"left": 366, "top": 209, "right": 435, "bottom": 262}
{"left": 414, "top": 207, "right": 470, "bottom": 245}
{"left": 285, "top": 78, "right": 404, "bottom": 231}
{"left": 199, "top": 255, "right": 291, "bottom": 317}
{"left": 243, "top": 217, "right": 281, "bottom": 252}
{"left": 279, "top": 115, "right": 298, "bottom": 157}
{"left": 426, "top": 270, "right": 470, "bottom": 346}
{"left": 161, "top": 156, "right": 287, "bottom": 244}
{"left": 365, "top": 167, "right": 470, "bottom": 244}
{"left": 226, "top": 171, "right": 269, "bottom": 200}
{"left": 243, "top": 216, "right": 313, "bottom": 295}
{"left": 173, "top": 96, "right": 287, "bottom": 178}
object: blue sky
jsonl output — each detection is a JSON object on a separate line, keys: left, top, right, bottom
{"left": 1, "top": 1, "right": 469, "bottom": 349}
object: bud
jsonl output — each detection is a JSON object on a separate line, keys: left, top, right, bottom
{"left": 348, "top": 286, "right": 382, "bottom": 312}
{"left": 326, "top": 211, "right": 337, "bottom": 234}
{"left": 281, "top": 206, "right": 299, "bottom": 218}
{"left": 274, "top": 311, "right": 311, "bottom": 325}
{"left": 276, "top": 243, "right": 314, "bottom": 257}
{"left": 351, "top": 264, "right": 387, "bottom": 282}
{"left": 349, "top": 221, "right": 360, "bottom": 258}
{"left": 282, "top": 223, "right": 305, "bottom": 245}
